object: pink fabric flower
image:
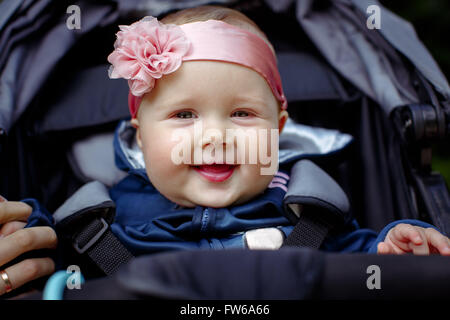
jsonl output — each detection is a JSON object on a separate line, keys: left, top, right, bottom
{"left": 107, "top": 16, "right": 191, "bottom": 96}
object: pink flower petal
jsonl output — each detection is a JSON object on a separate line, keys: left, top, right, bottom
{"left": 129, "top": 78, "right": 155, "bottom": 96}
{"left": 108, "top": 16, "right": 191, "bottom": 96}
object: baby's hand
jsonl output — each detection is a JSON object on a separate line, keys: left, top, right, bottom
{"left": 377, "top": 223, "right": 450, "bottom": 256}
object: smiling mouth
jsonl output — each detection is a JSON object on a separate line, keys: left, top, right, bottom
{"left": 192, "top": 164, "right": 238, "bottom": 182}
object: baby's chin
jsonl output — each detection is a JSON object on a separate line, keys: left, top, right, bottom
{"left": 169, "top": 195, "right": 239, "bottom": 209}
{"left": 154, "top": 168, "right": 275, "bottom": 208}
{"left": 168, "top": 189, "right": 265, "bottom": 209}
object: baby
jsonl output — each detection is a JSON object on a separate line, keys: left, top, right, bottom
{"left": 105, "top": 5, "right": 450, "bottom": 256}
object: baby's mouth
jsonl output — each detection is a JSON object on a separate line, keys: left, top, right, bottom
{"left": 192, "top": 164, "right": 238, "bottom": 182}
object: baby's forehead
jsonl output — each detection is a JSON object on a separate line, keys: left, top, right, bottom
{"left": 178, "top": 60, "right": 273, "bottom": 100}
{"left": 154, "top": 61, "right": 278, "bottom": 103}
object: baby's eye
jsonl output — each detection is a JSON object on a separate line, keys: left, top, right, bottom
{"left": 232, "top": 110, "right": 250, "bottom": 117}
{"left": 175, "top": 111, "right": 196, "bottom": 119}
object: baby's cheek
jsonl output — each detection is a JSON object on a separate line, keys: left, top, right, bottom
{"left": 258, "top": 127, "right": 278, "bottom": 157}
{"left": 143, "top": 139, "right": 180, "bottom": 172}
{"left": 241, "top": 164, "right": 273, "bottom": 191}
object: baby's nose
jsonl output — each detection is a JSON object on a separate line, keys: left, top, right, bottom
{"left": 197, "top": 128, "right": 230, "bottom": 150}
{"left": 194, "top": 119, "right": 228, "bottom": 148}
{"left": 192, "top": 120, "right": 234, "bottom": 164}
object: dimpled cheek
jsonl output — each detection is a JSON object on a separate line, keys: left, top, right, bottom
{"left": 232, "top": 164, "right": 273, "bottom": 204}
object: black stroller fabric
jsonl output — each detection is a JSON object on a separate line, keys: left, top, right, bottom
{"left": 1, "top": 0, "right": 450, "bottom": 300}
{"left": 40, "top": 248, "right": 449, "bottom": 300}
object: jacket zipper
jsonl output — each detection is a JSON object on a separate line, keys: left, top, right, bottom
{"left": 200, "top": 208, "right": 209, "bottom": 233}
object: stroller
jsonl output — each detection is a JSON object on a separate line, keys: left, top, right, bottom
{"left": 0, "top": 0, "right": 449, "bottom": 300}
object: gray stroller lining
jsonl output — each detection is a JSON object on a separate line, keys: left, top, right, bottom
{"left": 68, "top": 133, "right": 128, "bottom": 188}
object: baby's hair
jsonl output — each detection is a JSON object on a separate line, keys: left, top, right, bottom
{"left": 161, "top": 5, "right": 276, "bottom": 55}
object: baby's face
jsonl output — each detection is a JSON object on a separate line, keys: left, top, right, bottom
{"left": 133, "top": 60, "right": 288, "bottom": 208}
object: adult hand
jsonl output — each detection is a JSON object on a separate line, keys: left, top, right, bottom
{"left": 0, "top": 200, "right": 57, "bottom": 296}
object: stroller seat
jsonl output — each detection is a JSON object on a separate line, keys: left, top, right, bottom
{"left": 1, "top": 0, "right": 449, "bottom": 301}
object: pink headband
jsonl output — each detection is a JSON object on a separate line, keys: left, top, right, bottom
{"left": 108, "top": 16, "right": 287, "bottom": 118}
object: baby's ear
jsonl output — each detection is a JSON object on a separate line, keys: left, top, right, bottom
{"left": 278, "top": 110, "right": 289, "bottom": 133}
{"left": 130, "top": 118, "right": 143, "bottom": 149}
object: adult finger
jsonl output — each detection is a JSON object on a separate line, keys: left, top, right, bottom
{"left": 0, "top": 227, "right": 58, "bottom": 267}
{"left": 425, "top": 228, "right": 450, "bottom": 256}
{"left": 0, "top": 202, "right": 32, "bottom": 224}
{"left": 0, "top": 221, "right": 27, "bottom": 238}
{"left": 0, "top": 258, "right": 55, "bottom": 296}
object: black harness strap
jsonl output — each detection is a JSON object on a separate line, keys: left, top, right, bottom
{"left": 72, "top": 217, "right": 134, "bottom": 276}
{"left": 282, "top": 210, "right": 333, "bottom": 249}
{"left": 280, "top": 160, "right": 350, "bottom": 249}
{"left": 54, "top": 181, "right": 134, "bottom": 276}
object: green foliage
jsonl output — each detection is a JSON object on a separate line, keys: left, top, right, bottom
{"left": 381, "top": 0, "right": 450, "bottom": 84}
